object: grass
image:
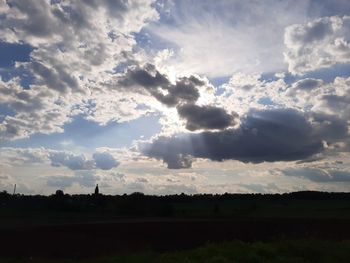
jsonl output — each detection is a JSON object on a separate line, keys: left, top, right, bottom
{"left": 3, "top": 239, "right": 350, "bottom": 263}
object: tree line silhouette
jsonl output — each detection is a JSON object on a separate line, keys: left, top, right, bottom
{"left": 1, "top": 189, "right": 350, "bottom": 218}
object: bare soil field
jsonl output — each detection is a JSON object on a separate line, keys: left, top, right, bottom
{"left": 1, "top": 217, "right": 350, "bottom": 259}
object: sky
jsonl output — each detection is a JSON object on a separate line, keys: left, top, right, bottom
{"left": 0, "top": 0, "right": 350, "bottom": 195}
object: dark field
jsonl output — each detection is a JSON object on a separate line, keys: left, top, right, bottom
{"left": 1, "top": 191, "right": 350, "bottom": 262}
{"left": 2, "top": 239, "right": 350, "bottom": 263}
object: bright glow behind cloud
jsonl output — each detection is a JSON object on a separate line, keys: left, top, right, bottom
{"left": 148, "top": 0, "right": 311, "bottom": 77}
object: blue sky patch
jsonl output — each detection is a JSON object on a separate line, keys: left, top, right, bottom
{"left": 0, "top": 42, "right": 33, "bottom": 68}
{"left": 0, "top": 114, "right": 161, "bottom": 151}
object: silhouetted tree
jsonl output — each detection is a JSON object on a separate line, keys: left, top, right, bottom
{"left": 55, "top": 189, "right": 64, "bottom": 197}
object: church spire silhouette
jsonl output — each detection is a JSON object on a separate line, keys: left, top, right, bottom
{"left": 94, "top": 184, "right": 99, "bottom": 195}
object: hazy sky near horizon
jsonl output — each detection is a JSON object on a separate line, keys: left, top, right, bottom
{"left": 0, "top": 0, "right": 350, "bottom": 195}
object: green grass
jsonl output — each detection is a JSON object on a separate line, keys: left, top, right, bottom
{"left": 3, "top": 239, "right": 350, "bottom": 263}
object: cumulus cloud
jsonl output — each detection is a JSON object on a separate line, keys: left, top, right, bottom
{"left": 308, "top": 112, "right": 349, "bottom": 143}
{"left": 49, "top": 151, "right": 119, "bottom": 171}
{"left": 218, "top": 72, "right": 290, "bottom": 117}
{"left": 49, "top": 152, "right": 94, "bottom": 170}
{"left": 118, "top": 63, "right": 205, "bottom": 107}
{"left": 176, "top": 103, "right": 238, "bottom": 131}
{"left": 283, "top": 76, "right": 350, "bottom": 121}
{"left": 293, "top": 78, "right": 324, "bottom": 90}
{"left": 117, "top": 63, "right": 233, "bottom": 133}
{"left": 163, "top": 153, "right": 193, "bottom": 169}
{"left": 0, "top": 0, "right": 159, "bottom": 140}
{"left": 220, "top": 73, "right": 350, "bottom": 147}
{"left": 284, "top": 15, "right": 350, "bottom": 74}
{"left": 0, "top": 147, "right": 119, "bottom": 171}
{"left": 93, "top": 152, "right": 120, "bottom": 170}
{"left": 318, "top": 77, "right": 350, "bottom": 119}
{"left": 0, "top": 0, "right": 158, "bottom": 46}
{"left": 0, "top": 78, "right": 72, "bottom": 140}
{"left": 0, "top": 147, "right": 50, "bottom": 166}
{"left": 111, "top": 172, "right": 126, "bottom": 182}
{"left": 141, "top": 108, "right": 325, "bottom": 168}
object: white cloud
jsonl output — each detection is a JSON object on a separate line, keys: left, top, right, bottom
{"left": 0, "top": 147, "right": 119, "bottom": 171}
{"left": 285, "top": 76, "right": 350, "bottom": 120}
{"left": 47, "top": 171, "right": 97, "bottom": 189}
{"left": 219, "top": 72, "right": 289, "bottom": 115}
{"left": 281, "top": 157, "right": 350, "bottom": 182}
{"left": 0, "top": 0, "right": 159, "bottom": 140}
{"left": 0, "top": 77, "right": 75, "bottom": 140}
{"left": 284, "top": 16, "right": 350, "bottom": 74}
{"left": 220, "top": 72, "right": 350, "bottom": 127}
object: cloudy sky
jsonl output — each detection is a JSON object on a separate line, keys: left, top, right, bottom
{"left": 0, "top": 0, "right": 350, "bottom": 195}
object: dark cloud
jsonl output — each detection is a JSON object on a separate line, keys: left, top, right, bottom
{"left": 93, "top": 152, "right": 119, "bottom": 170}
{"left": 170, "top": 76, "right": 203, "bottom": 103}
{"left": 119, "top": 64, "right": 203, "bottom": 106}
{"left": 49, "top": 151, "right": 118, "bottom": 170}
{"left": 309, "top": 112, "right": 349, "bottom": 143}
{"left": 292, "top": 78, "right": 324, "bottom": 90}
{"left": 2, "top": 121, "right": 22, "bottom": 138}
{"left": 300, "top": 18, "right": 336, "bottom": 43}
{"left": 121, "top": 63, "right": 169, "bottom": 88}
{"left": 164, "top": 153, "right": 193, "bottom": 169}
{"left": 5, "top": 0, "right": 56, "bottom": 38}
{"left": 3, "top": 0, "right": 153, "bottom": 41}
{"left": 282, "top": 167, "right": 350, "bottom": 182}
{"left": 30, "top": 60, "right": 79, "bottom": 93}
{"left": 286, "top": 16, "right": 338, "bottom": 47}
{"left": 177, "top": 103, "right": 238, "bottom": 131}
{"left": 141, "top": 108, "right": 325, "bottom": 168}
{"left": 287, "top": 78, "right": 324, "bottom": 97}
{"left": 136, "top": 177, "right": 149, "bottom": 183}
{"left": 321, "top": 90, "right": 350, "bottom": 119}
{"left": 50, "top": 152, "right": 93, "bottom": 170}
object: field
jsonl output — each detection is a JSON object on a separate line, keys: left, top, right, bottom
{"left": 1, "top": 191, "right": 350, "bottom": 262}
{"left": 2, "top": 239, "right": 350, "bottom": 263}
